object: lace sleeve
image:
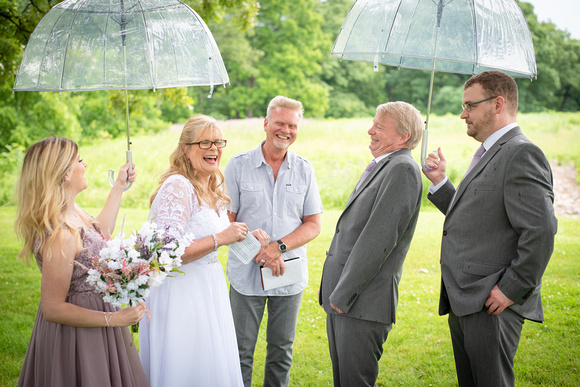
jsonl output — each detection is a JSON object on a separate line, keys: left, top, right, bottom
{"left": 149, "top": 175, "right": 199, "bottom": 238}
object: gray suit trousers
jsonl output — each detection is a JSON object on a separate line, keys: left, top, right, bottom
{"left": 448, "top": 308, "right": 524, "bottom": 387}
{"left": 230, "top": 286, "right": 303, "bottom": 387}
{"left": 326, "top": 313, "right": 392, "bottom": 387}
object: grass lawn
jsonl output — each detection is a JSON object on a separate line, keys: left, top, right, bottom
{"left": 1, "top": 205, "right": 578, "bottom": 386}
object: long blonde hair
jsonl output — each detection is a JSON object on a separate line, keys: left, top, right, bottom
{"left": 15, "top": 137, "right": 91, "bottom": 262}
{"left": 150, "top": 115, "right": 231, "bottom": 210}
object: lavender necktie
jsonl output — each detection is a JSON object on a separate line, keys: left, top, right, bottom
{"left": 355, "top": 160, "right": 376, "bottom": 191}
{"left": 464, "top": 144, "right": 486, "bottom": 177}
{"left": 450, "top": 145, "right": 485, "bottom": 206}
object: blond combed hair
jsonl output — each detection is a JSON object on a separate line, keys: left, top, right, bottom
{"left": 376, "top": 101, "right": 424, "bottom": 150}
{"left": 15, "top": 137, "right": 87, "bottom": 262}
{"left": 150, "top": 115, "right": 232, "bottom": 210}
{"left": 266, "top": 96, "right": 304, "bottom": 119}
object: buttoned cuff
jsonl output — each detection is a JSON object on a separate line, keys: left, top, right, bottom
{"left": 428, "top": 176, "right": 449, "bottom": 194}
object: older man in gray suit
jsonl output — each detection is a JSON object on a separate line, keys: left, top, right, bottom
{"left": 423, "top": 70, "right": 557, "bottom": 386}
{"left": 319, "top": 101, "right": 423, "bottom": 386}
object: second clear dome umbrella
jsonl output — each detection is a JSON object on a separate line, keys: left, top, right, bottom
{"left": 331, "top": 0, "right": 537, "bottom": 169}
{"left": 14, "top": 0, "right": 230, "bottom": 189}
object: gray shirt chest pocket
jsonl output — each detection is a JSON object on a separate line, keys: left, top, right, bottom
{"left": 285, "top": 184, "right": 306, "bottom": 211}
{"left": 240, "top": 182, "right": 264, "bottom": 208}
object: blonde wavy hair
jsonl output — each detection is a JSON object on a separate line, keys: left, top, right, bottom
{"left": 150, "top": 115, "right": 231, "bottom": 210}
{"left": 15, "top": 137, "right": 93, "bottom": 262}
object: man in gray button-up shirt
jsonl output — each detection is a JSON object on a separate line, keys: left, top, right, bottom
{"left": 225, "top": 96, "right": 323, "bottom": 387}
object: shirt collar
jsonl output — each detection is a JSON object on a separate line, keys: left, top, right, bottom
{"left": 373, "top": 148, "right": 403, "bottom": 164}
{"left": 482, "top": 122, "right": 518, "bottom": 152}
{"left": 251, "top": 140, "right": 293, "bottom": 169}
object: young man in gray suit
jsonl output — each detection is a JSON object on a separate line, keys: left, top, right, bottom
{"left": 319, "top": 101, "right": 423, "bottom": 386}
{"left": 423, "top": 70, "right": 558, "bottom": 386}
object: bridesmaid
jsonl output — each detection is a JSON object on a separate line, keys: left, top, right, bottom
{"left": 15, "top": 137, "right": 148, "bottom": 387}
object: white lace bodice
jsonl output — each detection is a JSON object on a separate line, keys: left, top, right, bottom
{"left": 149, "top": 175, "right": 230, "bottom": 264}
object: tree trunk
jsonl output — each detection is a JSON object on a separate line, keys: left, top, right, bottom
{"left": 246, "top": 76, "right": 255, "bottom": 118}
{"left": 559, "top": 86, "right": 571, "bottom": 111}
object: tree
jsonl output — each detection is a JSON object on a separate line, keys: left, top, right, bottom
{"left": 197, "top": 0, "right": 329, "bottom": 118}
{"left": 0, "top": 0, "right": 260, "bottom": 206}
{"left": 518, "top": 1, "right": 580, "bottom": 112}
{"left": 0, "top": 0, "right": 260, "bottom": 151}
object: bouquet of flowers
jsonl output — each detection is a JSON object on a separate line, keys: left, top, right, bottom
{"left": 84, "top": 220, "right": 193, "bottom": 309}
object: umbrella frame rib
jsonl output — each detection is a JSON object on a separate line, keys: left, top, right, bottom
{"left": 14, "top": 0, "right": 230, "bottom": 92}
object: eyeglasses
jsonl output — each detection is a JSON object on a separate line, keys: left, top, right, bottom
{"left": 461, "top": 96, "right": 498, "bottom": 112}
{"left": 186, "top": 140, "right": 227, "bottom": 149}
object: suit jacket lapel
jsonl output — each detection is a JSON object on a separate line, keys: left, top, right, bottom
{"left": 344, "top": 149, "right": 409, "bottom": 211}
{"left": 447, "top": 127, "right": 522, "bottom": 214}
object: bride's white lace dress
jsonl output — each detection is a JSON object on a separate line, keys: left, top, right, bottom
{"left": 139, "top": 175, "right": 243, "bottom": 387}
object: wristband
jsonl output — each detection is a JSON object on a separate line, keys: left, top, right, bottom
{"left": 104, "top": 312, "right": 112, "bottom": 327}
{"left": 212, "top": 234, "right": 218, "bottom": 252}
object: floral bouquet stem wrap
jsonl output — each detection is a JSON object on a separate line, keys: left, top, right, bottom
{"left": 83, "top": 221, "right": 193, "bottom": 333}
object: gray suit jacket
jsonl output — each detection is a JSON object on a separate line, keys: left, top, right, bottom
{"left": 428, "top": 127, "right": 557, "bottom": 322}
{"left": 320, "top": 149, "right": 422, "bottom": 325}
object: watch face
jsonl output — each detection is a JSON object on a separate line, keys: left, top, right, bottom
{"left": 278, "top": 240, "right": 287, "bottom": 252}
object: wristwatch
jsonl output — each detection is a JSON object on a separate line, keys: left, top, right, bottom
{"left": 277, "top": 240, "right": 287, "bottom": 253}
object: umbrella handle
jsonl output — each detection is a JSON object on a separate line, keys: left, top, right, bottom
{"left": 108, "top": 150, "right": 133, "bottom": 192}
{"left": 421, "top": 129, "right": 434, "bottom": 172}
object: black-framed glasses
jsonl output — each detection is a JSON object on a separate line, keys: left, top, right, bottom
{"left": 461, "top": 96, "right": 498, "bottom": 112}
{"left": 186, "top": 140, "right": 227, "bottom": 149}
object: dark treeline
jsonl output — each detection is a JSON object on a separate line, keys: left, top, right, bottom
{"left": 1, "top": 0, "right": 578, "bottom": 159}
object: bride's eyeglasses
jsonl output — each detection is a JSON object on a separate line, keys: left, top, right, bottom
{"left": 186, "top": 140, "right": 227, "bottom": 149}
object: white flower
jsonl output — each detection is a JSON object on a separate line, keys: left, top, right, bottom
{"left": 137, "top": 287, "right": 150, "bottom": 297}
{"left": 107, "top": 260, "right": 121, "bottom": 270}
{"left": 148, "top": 270, "right": 168, "bottom": 287}
{"left": 135, "top": 275, "right": 149, "bottom": 286}
{"left": 117, "top": 296, "right": 129, "bottom": 306}
{"left": 159, "top": 251, "right": 173, "bottom": 269}
{"left": 165, "top": 242, "right": 177, "bottom": 250}
{"left": 127, "top": 248, "right": 140, "bottom": 260}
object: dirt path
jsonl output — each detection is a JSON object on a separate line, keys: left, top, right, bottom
{"left": 552, "top": 163, "right": 580, "bottom": 218}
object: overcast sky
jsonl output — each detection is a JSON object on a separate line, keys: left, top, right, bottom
{"left": 523, "top": 0, "right": 580, "bottom": 39}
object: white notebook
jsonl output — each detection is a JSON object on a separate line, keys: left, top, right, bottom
{"left": 260, "top": 258, "right": 301, "bottom": 291}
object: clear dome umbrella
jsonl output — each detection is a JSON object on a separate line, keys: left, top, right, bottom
{"left": 330, "top": 0, "right": 537, "bottom": 170}
{"left": 14, "top": 0, "right": 230, "bottom": 190}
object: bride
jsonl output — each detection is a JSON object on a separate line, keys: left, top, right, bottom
{"left": 139, "top": 115, "right": 269, "bottom": 387}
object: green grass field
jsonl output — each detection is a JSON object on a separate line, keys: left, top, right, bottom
{"left": 1, "top": 113, "right": 579, "bottom": 386}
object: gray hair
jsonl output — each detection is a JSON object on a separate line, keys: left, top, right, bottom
{"left": 266, "top": 96, "right": 304, "bottom": 119}
{"left": 376, "top": 101, "right": 423, "bottom": 150}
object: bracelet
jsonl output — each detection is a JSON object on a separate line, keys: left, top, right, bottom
{"left": 104, "top": 312, "right": 113, "bottom": 327}
{"left": 212, "top": 234, "right": 218, "bottom": 252}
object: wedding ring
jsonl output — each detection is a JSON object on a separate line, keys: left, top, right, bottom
{"left": 260, "top": 259, "right": 266, "bottom": 264}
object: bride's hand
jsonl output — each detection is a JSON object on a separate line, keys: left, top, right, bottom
{"left": 216, "top": 222, "right": 249, "bottom": 246}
